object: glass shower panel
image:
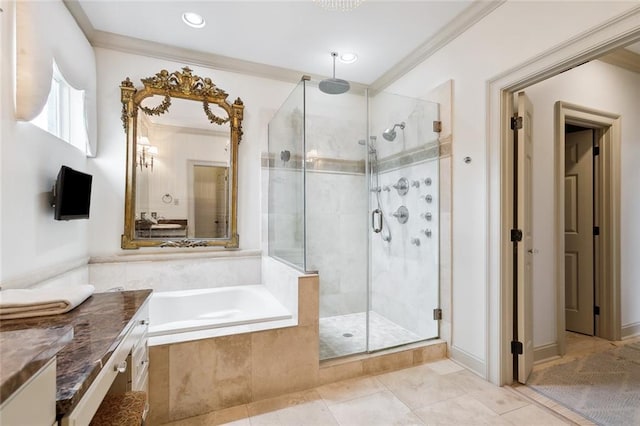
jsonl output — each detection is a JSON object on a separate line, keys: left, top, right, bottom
{"left": 267, "top": 80, "right": 305, "bottom": 270}
{"left": 303, "top": 80, "right": 369, "bottom": 360}
{"left": 368, "top": 91, "right": 440, "bottom": 352}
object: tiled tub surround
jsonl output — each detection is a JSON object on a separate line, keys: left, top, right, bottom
{"left": 0, "top": 290, "right": 152, "bottom": 419}
{"left": 147, "top": 273, "right": 447, "bottom": 424}
{"left": 88, "top": 250, "right": 262, "bottom": 293}
{"left": 147, "top": 274, "right": 320, "bottom": 424}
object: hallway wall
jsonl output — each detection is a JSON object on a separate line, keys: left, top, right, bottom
{"left": 523, "top": 60, "right": 640, "bottom": 345}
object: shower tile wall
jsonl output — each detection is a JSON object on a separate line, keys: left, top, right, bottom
{"left": 368, "top": 92, "right": 441, "bottom": 343}
{"left": 304, "top": 87, "right": 368, "bottom": 319}
{"left": 370, "top": 159, "right": 439, "bottom": 340}
{"left": 306, "top": 171, "right": 367, "bottom": 317}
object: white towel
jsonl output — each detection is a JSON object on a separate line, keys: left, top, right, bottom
{"left": 0, "top": 284, "right": 95, "bottom": 320}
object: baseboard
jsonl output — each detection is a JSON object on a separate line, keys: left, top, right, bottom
{"left": 533, "top": 343, "right": 560, "bottom": 363}
{"left": 621, "top": 322, "right": 640, "bottom": 340}
{"left": 450, "top": 346, "right": 486, "bottom": 379}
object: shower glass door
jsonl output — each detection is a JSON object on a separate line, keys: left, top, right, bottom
{"left": 367, "top": 92, "right": 441, "bottom": 352}
{"left": 269, "top": 79, "right": 441, "bottom": 360}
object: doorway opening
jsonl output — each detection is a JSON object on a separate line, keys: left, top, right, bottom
{"left": 490, "top": 10, "right": 638, "bottom": 386}
{"left": 553, "top": 103, "right": 621, "bottom": 357}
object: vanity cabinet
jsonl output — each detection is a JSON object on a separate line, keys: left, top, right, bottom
{"left": 0, "top": 325, "right": 73, "bottom": 426}
{"left": 0, "top": 289, "right": 152, "bottom": 426}
{"left": 0, "top": 358, "right": 57, "bottom": 426}
{"left": 61, "top": 302, "right": 149, "bottom": 425}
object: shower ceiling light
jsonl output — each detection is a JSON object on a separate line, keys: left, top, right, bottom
{"left": 182, "top": 12, "right": 205, "bottom": 28}
{"left": 339, "top": 53, "right": 358, "bottom": 64}
{"left": 314, "top": 0, "right": 365, "bottom": 12}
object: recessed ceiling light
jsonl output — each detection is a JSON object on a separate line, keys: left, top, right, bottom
{"left": 339, "top": 53, "right": 358, "bottom": 64}
{"left": 182, "top": 12, "right": 205, "bottom": 29}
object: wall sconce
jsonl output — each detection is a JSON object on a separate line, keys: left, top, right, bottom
{"left": 137, "top": 136, "right": 158, "bottom": 171}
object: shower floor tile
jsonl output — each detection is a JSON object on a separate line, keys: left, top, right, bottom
{"left": 319, "top": 312, "right": 422, "bottom": 360}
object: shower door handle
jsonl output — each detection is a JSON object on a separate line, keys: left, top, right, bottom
{"left": 372, "top": 208, "right": 383, "bottom": 233}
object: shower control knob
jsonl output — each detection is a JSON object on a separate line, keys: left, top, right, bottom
{"left": 411, "top": 237, "right": 421, "bottom": 246}
{"left": 382, "top": 185, "right": 391, "bottom": 192}
{"left": 422, "top": 229, "right": 432, "bottom": 238}
{"left": 370, "top": 186, "right": 381, "bottom": 193}
{"left": 420, "top": 212, "right": 433, "bottom": 221}
{"left": 411, "top": 180, "right": 420, "bottom": 188}
{"left": 392, "top": 177, "right": 410, "bottom": 196}
{"left": 421, "top": 194, "right": 433, "bottom": 203}
{"left": 392, "top": 206, "right": 409, "bottom": 224}
{"left": 423, "top": 177, "right": 432, "bottom": 186}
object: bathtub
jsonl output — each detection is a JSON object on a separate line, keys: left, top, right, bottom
{"left": 148, "top": 285, "right": 295, "bottom": 346}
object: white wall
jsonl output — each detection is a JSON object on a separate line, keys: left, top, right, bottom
{"left": 524, "top": 60, "right": 640, "bottom": 345}
{"left": 89, "top": 48, "right": 296, "bottom": 257}
{"left": 384, "top": 1, "right": 638, "bottom": 375}
{"left": 0, "top": 0, "right": 93, "bottom": 287}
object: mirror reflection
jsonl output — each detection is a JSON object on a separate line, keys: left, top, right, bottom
{"left": 120, "top": 67, "right": 244, "bottom": 249}
{"left": 135, "top": 97, "right": 231, "bottom": 240}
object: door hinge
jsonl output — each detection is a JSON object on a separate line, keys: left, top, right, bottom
{"left": 511, "top": 116, "right": 523, "bottom": 130}
{"left": 594, "top": 146, "right": 600, "bottom": 156}
{"left": 594, "top": 306, "right": 600, "bottom": 315}
{"left": 510, "top": 229, "right": 523, "bottom": 242}
{"left": 433, "top": 308, "right": 442, "bottom": 321}
{"left": 433, "top": 120, "right": 442, "bottom": 133}
{"left": 511, "top": 341, "right": 523, "bottom": 355}
{"left": 594, "top": 226, "right": 600, "bottom": 236}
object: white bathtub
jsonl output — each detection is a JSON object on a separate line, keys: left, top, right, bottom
{"left": 148, "top": 285, "right": 294, "bottom": 346}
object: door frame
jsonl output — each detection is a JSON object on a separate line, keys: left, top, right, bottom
{"left": 554, "top": 103, "right": 621, "bottom": 356}
{"left": 487, "top": 6, "right": 640, "bottom": 385}
{"left": 187, "top": 159, "right": 229, "bottom": 239}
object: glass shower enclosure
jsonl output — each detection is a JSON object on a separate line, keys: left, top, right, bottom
{"left": 268, "top": 77, "right": 441, "bottom": 359}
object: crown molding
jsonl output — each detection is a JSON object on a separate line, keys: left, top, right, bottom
{"left": 63, "top": 0, "right": 95, "bottom": 39}
{"left": 369, "top": 0, "right": 505, "bottom": 94}
{"left": 63, "top": 1, "right": 368, "bottom": 92}
{"left": 64, "top": 0, "right": 501, "bottom": 95}
{"left": 598, "top": 47, "right": 640, "bottom": 74}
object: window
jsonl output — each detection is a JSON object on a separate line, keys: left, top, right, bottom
{"left": 31, "top": 61, "right": 88, "bottom": 153}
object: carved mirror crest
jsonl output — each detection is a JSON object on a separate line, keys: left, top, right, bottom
{"left": 120, "top": 67, "right": 244, "bottom": 249}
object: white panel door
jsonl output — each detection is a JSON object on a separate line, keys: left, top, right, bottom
{"left": 564, "top": 130, "right": 594, "bottom": 335}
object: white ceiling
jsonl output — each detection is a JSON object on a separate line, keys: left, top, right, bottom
{"left": 74, "top": 0, "right": 475, "bottom": 85}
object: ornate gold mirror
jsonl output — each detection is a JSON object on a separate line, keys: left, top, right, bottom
{"left": 120, "top": 67, "right": 244, "bottom": 249}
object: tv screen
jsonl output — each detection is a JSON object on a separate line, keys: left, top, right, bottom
{"left": 53, "top": 166, "right": 93, "bottom": 220}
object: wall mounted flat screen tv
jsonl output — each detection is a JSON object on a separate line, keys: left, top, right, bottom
{"left": 52, "top": 165, "right": 93, "bottom": 220}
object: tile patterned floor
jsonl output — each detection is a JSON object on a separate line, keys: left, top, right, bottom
{"left": 319, "top": 311, "right": 422, "bottom": 360}
{"left": 163, "top": 359, "right": 575, "bottom": 426}
{"left": 510, "top": 331, "right": 640, "bottom": 426}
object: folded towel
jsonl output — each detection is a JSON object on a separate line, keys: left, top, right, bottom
{"left": 0, "top": 284, "right": 95, "bottom": 320}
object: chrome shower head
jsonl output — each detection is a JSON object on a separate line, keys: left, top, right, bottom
{"left": 319, "top": 52, "right": 350, "bottom": 95}
{"left": 382, "top": 122, "right": 405, "bottom": 141}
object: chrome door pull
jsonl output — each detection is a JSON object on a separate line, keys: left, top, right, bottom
{"left": 371, "top": 208, "right": 383, "bottom": 233}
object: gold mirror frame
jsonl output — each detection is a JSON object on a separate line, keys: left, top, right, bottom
{"left": 120, "top": 67, "right": 244, "bottom": 249}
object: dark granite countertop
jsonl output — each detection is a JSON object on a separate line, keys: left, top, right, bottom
{"left": 0, "top": 289, "right": 152, "bottom": 419}
{"left": 0, "top": 325, "right": 74, "bottom": 403}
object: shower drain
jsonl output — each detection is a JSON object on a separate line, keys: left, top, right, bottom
{"left": 342, "top": 333, "right": 353, "bottom": 338}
